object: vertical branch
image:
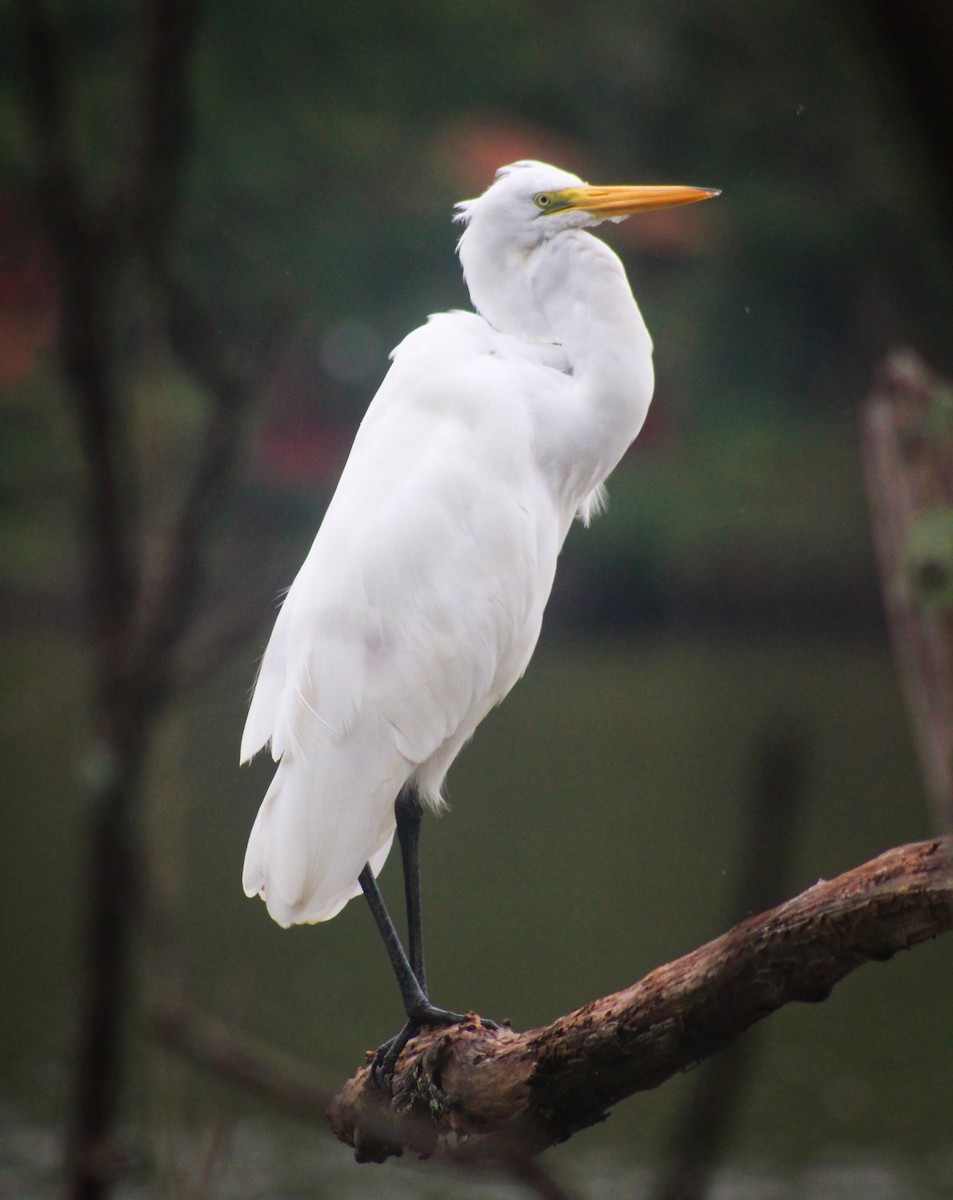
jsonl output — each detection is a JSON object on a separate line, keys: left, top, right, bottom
{"left": 66, "top": 737, "right": 149, "bottom": 1200}
{"left": 15, "top": 0, "right": 136, "bottom": 693}
{"left": 14, "top": 2, "right": 229, "bottom": 1197}
{"left": 17, "top": 1, "right": 283, "bottom": 1194}
{"left": 127, "top": 0, "right": 202, "bottom": 269}
{"left": 131, "top": 285, "right": 266, "bottom": 700}
{"left": 861, "top": 351, "right": 953, "bottom": 835}
{"left": 15, "top": 7, "right": 146, "bottom": 1198}
{"left": 119, "top": 0, "right": 271, "bottom": 698}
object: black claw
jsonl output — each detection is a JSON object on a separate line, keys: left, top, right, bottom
{"left": 407, "top": 1002, "right": 466, "bottom": 1027}
{"left": 371, "top": 1005, "right": 495, "bottom": 1092}
{"left": 370, "top": 1025, "right": 412, "bottom": 1092}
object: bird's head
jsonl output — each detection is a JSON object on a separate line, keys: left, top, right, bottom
{"left": 454, "top": 160, "right": 718, "bottom": 343}
{"left": 454, "top": 160, "right": 718, "bottom": 247}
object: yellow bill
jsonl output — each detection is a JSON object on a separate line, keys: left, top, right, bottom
{"left": 545, "top": 183, "right": 719, "bottom": 216}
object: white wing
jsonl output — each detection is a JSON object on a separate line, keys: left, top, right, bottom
{"left": 241, "top": 312, "right": 569, "bottom": 925}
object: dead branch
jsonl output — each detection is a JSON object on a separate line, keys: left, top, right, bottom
{"left": 862, "top": 351, "right": 953, "bottom": 833}
{"left": 14, "top": 4, "right": 276, "bottom": 1197}
{"left": 153, "top": 1008, "right": 338, "bottom": 1119}
{"left": 16, "top": 0, "right": 137, "bottom": 683}
{"left": 129, "top": 275, "right": 296, "bottom": 701}
{"left": 151, "top": 1008, "right": 585, "bottom": 1200}
{"left": 328, "top": 838, "right": 952, "bottom": 1164}
{"left": 127, "top": 0, "right": 202, "bottom": 268}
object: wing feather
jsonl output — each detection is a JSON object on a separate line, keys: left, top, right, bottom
{"left": 241, "top": 313, "right": 565, "bottom": 922}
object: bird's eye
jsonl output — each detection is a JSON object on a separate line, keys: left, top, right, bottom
{"left": 534, "top": 193, "right": 553, "bottom": 210}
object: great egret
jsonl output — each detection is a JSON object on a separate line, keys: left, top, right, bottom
{"left": 241, "top": 161, "right": 717, "bottom": 1078}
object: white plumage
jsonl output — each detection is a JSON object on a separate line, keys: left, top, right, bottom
{"left": 241, "top": 161, "right": 716, "bottom": 929}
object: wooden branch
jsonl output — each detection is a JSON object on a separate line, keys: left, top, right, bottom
{"left": 329, "top": 839, "right": 952, "bottom": 1164}
{"left": 129, "top": 278, "right": 297, "bottom": 698}
{"left": 152, "top": 1008, "right": 584, "bottom": 1200}
{"left": 16, "top": 0, "right": 138, "bottom": 684}
{"left": 130, "top": 392, "right": 252, "bottom": 703}
{"left": 862, "top": 351, "right": 953, "bottom": 833}
{"left": 128, "top": 0, "right": 202, "bottom": 268}
{"left": 153, "top": 1008, "right": 337, "bottom": 1119}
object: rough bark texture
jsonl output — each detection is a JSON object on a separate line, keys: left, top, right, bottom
{"left": 329, "top": 838, "right": 952, "bottom": 1164}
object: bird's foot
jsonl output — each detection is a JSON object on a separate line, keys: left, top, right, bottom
{"left": 370, "top": 1004, "right": 498, "bottom": 1092}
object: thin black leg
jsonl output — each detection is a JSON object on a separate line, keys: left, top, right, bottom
{"left": 360, "top": 790, "right": 500, "bottom": 1090}
{"left": 358, "top": 863, "right": 428, "bottom": 1019}
{"left": 395, "top": 788, "right": 426, "bottom": 993}
{"left": 359, "top": 859, "right": 468, "bottom": 1088}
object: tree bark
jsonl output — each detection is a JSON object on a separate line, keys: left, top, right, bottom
{"left": 862, "top": 351, "right": 953, "bottom": 834}
{"left": 328, "top": 839, "right": 952, "bottom": 1164}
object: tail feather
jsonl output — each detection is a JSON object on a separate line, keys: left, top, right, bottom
{"left": 242, "top": 746, "right": 403, "bottom": 926}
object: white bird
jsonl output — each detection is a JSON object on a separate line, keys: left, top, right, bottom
{"left": 241, "top": 161, "right": 717, "bottom": 1076}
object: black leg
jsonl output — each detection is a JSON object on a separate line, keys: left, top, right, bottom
{"left": 358, "top": 860, "right": 466, "bottom": 1089}
{"left": 360, "top": 790, "right": 500, "bottom": 1090}
{"left": 395, "top": 788, "right": 426, "bottom": 992}
{"left": 358, "top": 863, "right": 428, "bottom": 1019}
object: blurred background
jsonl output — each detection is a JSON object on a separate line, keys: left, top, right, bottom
{"left": 2, "top": 1, "right": 953, "bottom": 1197}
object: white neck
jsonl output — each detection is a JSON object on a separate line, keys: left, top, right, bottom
{"left": 460, "top": 225, "right": 655, "bottom": 512}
